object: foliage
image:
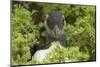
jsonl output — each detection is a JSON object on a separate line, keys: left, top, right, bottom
{"left": 12, "top": 4, "right": 39, "bottom": 65}
{"left": 42, "top": 42, "right": 90, "bottom": 64}
{"left": 12, "top": 1, "right": 96, "bottom": 65}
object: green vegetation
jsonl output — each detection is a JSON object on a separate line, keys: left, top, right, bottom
{"left": 12, "top": 1, "right": 96, "bottom": 65}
